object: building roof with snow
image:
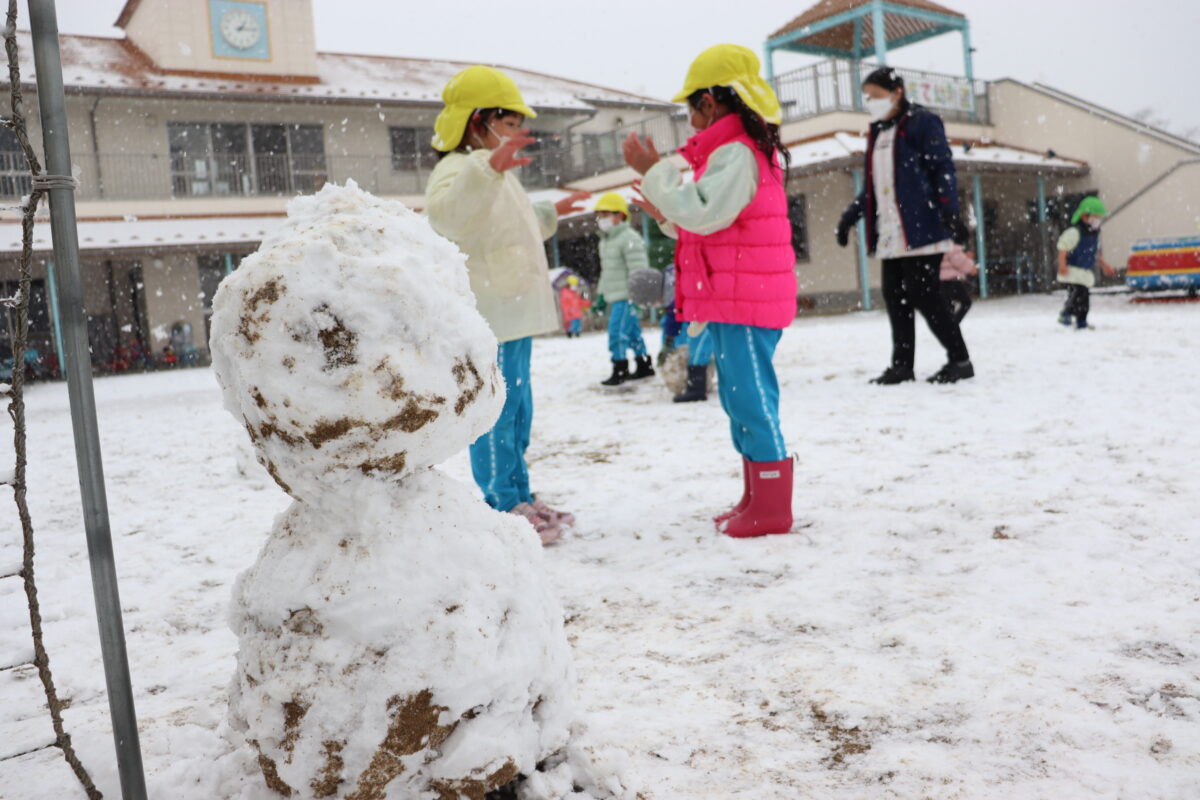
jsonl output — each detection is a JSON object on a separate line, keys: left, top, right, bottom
{"left": 10, "top": 30, "right": 674, "bottom": 115}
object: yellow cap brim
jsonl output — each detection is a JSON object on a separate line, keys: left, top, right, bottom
{"left": 431, "top": 102, "right": 538, "bottom": 152}
{"left": 670, "top": 81, "right": 782, "bottom": 125}
{"left": 508, "top": 102, "right": 537, "bottom": 119}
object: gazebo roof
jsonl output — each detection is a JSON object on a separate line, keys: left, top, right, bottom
{"left": 769, "top": 0, "right": 967, "bottom": 57}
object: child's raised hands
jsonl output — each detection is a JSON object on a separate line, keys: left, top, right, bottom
{"left": 631, "top": 180, "right": 666, "bottom": 223}
{"left": 623, "top": 132, "right": 661, "bottom": 175}
{"left": 554, "top": 190, "right": 591, "bottom": 217}
{"left": 488, "top": 129, "right": 537, "bottom": 173}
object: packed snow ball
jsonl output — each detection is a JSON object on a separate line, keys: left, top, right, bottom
{"left": 226, "top": 469, "right": 576, "bottom": 800}
{"left": 209, "top": 180, "right": 504, "bottom": 499}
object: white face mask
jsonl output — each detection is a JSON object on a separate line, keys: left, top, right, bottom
{"left": 1087, "top": 217, "right": 1102, "bottom": 230}
{"left": 486, "top": 123, "right": 512, "bottom": 147}
{"left": 865, "top": 96, "right": 895, "bottom": 122}
{"left": 596, "top": 217, "right": 616, "bottom": 232}
{"left": 469, "top": 122, "right": 513, "bottom": 150}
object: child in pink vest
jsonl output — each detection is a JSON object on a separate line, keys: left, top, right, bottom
{"left": 939, "top": 245, "right": 978, "bottom": 323}
{"left": 625, "top": 44, "right": 797, "bottom": 538}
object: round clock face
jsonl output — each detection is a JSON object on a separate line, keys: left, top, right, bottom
{"left": 219, "top": 9, "right": 262, "bottom": 50}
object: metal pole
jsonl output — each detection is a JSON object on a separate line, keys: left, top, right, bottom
{"left": 873, "top": 1, "right": 888, "bottom": 65}
{"left": 1036, "top": 175, "right": 1049, "bottom": 291}
{"left": 27, "top": 2, "right": 148, "bottom": 798}
{"left": 551, "top": 232, "right": 561, "bottom": 268}
{"left": 852, "top": 168, "right": 872, "bottom": 310}
{"left": 961, "top": 23, "right": 976, "bottom": 85}
{"left": 972, "top": 173, "right": 989, "bottom": 298}
{"left": 45, "top": 258, "right": 66, "bottom": 375}
{"left": 223, "top": 251, "right": 235, "bottom": 276}
{"left": 763, "top": 42, "right": 774, "bottom": 82}
{"left": 961, "top": 23, "right": 977, "bottom": 122}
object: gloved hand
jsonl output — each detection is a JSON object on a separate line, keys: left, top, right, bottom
{"left": 942, "top": 212, "right": 970, "bottom": 246}
{"left": 836, "top": 219, "right": 852, "bottom": 248}
{"left": 592, "top": 294, "right": 607, "bottom": 313}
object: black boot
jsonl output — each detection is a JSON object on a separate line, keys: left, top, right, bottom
{"left": 673, "top": 364, "right": 708, "bottom": 402}
{"left": 926, "top": 360, "right": 974, "bottom": 383}
{"left": 630, "top": 355, "right": 656, "bottom": 380}
{"left": 869, "top": 366, "right": 915, "bottom": 385}
{"left": 600, "top": 359, "right": 629, "bottom": 386}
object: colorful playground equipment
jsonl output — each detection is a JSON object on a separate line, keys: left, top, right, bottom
{"left": 1126, "top": 235, "right": 1200, "bottom": 301}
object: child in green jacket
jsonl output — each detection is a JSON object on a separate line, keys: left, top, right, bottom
{"left": 594, "top": 192, "right": 655, "bottom": 386}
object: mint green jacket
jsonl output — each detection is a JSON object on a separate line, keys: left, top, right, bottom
{"left": 596, "top": 221, "right": 648, "bottom": 303}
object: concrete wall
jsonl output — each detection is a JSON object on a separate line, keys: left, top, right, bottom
{"left": 141, "top": 251, "right": 209, "bottom": 355}
{"left": 790, "top": 171, "right": 862, "bottom": 298}
{"left": 989, "top": 81, "right": 1200, "bottom": 237}
{"left": 124, "top": 0, "right": 320, "bottom": 78}
{"left": 1104, "top": 160, "right": 1200, "bottom": 265}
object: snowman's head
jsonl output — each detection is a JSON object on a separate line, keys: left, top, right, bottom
{"left": 210, "top": 182, "right": 504, "bottom": 499}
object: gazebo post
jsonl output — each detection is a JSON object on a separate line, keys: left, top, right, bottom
{"left": 764, "top": 42, "right": 775, "bottom": 82}
{"left": 851, "top": 17, "right": 864, "bottom": 110}
{"left": 46, "top": 259, "right": 67, "bottom": 374}
{"left": 872, "top": 0, "right": 888, "bottom": 65}
{"left": 852, "top": 168, "right": 872, "bottom": 311}
{"left": 1036, "top": 174, "right": 1049, "bottom": 289}
{"left": 961, "top": 21, "right": 976, "bottom": 120}
{"left": 972, "top": 173, "right": 989, "bottom": 298}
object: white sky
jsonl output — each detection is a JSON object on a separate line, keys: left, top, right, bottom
{"left": 27, "top": 0, "right": 1200, "bottom": 139}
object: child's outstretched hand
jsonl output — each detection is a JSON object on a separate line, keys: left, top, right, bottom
{"left": 631, "top": 180, "right": 666, "bottom": 223}
{"left": 489, "top": 129, "right": 536, "bottom": 173}
{"left": 623, "top": 132, "right": 660, "bottom": 175}
{"left": 555, "top": 190, "right": 591, "bottom": 216}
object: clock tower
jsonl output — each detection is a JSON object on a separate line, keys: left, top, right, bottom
{"left": 116, "top": 0, "right": 320, "bottom": 78}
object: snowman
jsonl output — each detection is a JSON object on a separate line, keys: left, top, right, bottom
{"left": 209, "top": 182, "right": 576, "bottom": 799}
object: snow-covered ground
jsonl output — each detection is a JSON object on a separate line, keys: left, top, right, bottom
{"left": 2, "top": 293, "right": 1198, "bottom": 799}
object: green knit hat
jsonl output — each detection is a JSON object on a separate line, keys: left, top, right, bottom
{"left": 1072, "top": 196, "right": 1107, "bottom": 224}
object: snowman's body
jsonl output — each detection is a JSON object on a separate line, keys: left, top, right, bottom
{"left": 210, "top": 182, "right": 573, "bottom": 799}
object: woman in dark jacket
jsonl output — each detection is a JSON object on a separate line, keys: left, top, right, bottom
{"left": 837, "top": 68, "right": 974, "bottom": 384}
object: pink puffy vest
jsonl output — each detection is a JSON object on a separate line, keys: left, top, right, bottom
{"left": 674, "top": 114, "right": 797, "bottom": 329}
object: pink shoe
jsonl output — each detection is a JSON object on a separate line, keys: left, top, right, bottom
{"left": 532, "top": 498, "right": 575, "bottom": 527}
{"left": 510, "top": 502, "right": 563, "bottom": 546}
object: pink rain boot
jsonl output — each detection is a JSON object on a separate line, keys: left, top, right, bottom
{"left": 720, "top": 458, "right": 793, "bottom": 538}
{"left": 714, "top": 457, "right": 751, "bottom": 524}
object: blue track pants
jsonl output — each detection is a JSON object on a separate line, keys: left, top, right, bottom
{"left": 469, "top": 337, "right": 533, "bottom": 512}
{"left": 709, "top": 322, "right": 787, "bottom": 462}
{"left": 608, "top": 300, "right": 648, "bottom": 361}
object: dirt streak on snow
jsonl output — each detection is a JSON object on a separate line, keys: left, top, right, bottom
{"left": 1, "top": 294, "right": 1198, "bottom": 799}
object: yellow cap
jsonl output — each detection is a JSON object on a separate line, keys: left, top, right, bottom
{"left": 593, "top": 192, "right": 630, "bottom": 217}
{"left": 567, "top": 275, "right": 579, "bottom": 287}
{"left": 672, "top": 44, "right": 782, "bottom": 126}
{"left": 431, "top": 65, "right": 538, "bottom": 152}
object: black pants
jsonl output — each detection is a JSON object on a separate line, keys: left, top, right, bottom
{"left": 882, "top": 254, "right": 970, "bottom": 370}
{"left": 940, "top": 280, "right": 973, "bottom": 324}
{"left": 1062, "top": 284, "right": 1089, "bottom": 324}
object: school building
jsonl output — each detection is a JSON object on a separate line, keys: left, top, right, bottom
{"left": 2, "top": 0, "right": 1198, "bottom": 376}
